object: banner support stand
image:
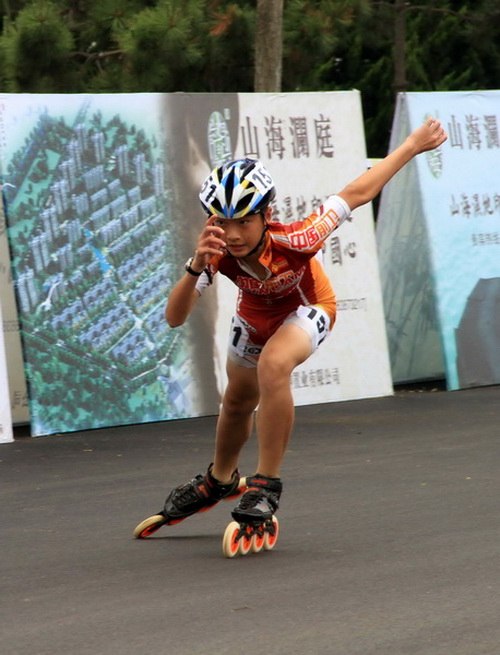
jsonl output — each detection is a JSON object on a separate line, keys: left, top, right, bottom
{"left": 0, "top": 299, "right": 14, "bottom": 443}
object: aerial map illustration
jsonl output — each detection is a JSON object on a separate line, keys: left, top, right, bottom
{"left": 1, "top": 95, "right": 192, "bottom": 435}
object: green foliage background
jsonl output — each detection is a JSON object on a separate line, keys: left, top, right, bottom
{"left": 1, "top": 0, "right": 499, "bottom": 155}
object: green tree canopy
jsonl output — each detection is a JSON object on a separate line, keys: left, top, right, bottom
{"left": 0, "top": 0, "right": 499, "bottom": 154}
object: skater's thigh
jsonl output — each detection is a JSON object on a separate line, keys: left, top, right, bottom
{"left": 259, "top": 321, "right": 313, "bottom": 375}
{"left": 224, "top": 358, "right": 260, "bottom": 409}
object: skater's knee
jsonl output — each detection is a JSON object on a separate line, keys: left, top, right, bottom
{"left": 222, "top": 388, "right": 259, "bottom": 417}
{"left": 258, "top": 324, "right": 312, "bottom": 392}
{"left": 257, "top": 353, "right": 292, "bottom": 392}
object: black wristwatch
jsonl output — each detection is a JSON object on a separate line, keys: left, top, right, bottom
{"left": 184, "top": 257, "right": 204, "bottom": 276}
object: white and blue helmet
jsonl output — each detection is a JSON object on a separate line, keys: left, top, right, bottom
{"left": 199, "top": 158, "right": 276, "bottom": 219}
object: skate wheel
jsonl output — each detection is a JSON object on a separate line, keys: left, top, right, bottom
{"left": 238, "top": 526, "right": 253, "bottom": 555}
{"left": 251, "top": 526, "right": 265, "bottom": 553}
{"left": 222, "top": 521, "right": 242, "bottom": 558}
{"left": 263, "top": 516, "right": 279, "bottom": 551}
{"left": 133, "top": 514, "right": 166, "bottom": 539}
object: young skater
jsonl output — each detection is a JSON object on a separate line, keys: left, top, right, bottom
{"left": 135, "top": 117, "right": 447, "bottom": 536}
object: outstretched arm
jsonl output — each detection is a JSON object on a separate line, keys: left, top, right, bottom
{"left": 338, "top": 117, "right": 447, "bottom": 211}
{"left": 165, "top": 218, "right": 226, "bottom": 327}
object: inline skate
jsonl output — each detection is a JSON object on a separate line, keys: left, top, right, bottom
{"left": 133, "top": 464, "right": 244, "bottom": 538}
{"left": 222, "top": 474, "right": 282, "bottom": 558}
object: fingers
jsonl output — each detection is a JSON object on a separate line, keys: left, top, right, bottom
{"left": 204, "top": 216, "right": 225, "bottom": 237}
{"left": 433, "top": 122, "right": 447, "bottom": 145}
{"left": 406, "top": 118, "right": 446, "bottom": 155}
{"left": 197, "top": 217, "right": 226, "bottom": 258}
{"left": 437, "top": 128, "right": 448, "bottom": 144}
{"left": 204, "top": 218, "right": 225, "bottom": 244}
{"left": 205, "top": 215, "right": 222, "bottom": 230}
{"left": 427, "top": 116, "right": 447, "bottom": 141}
{"left": 409, "top": 117, "right": 447, "bottom": 153}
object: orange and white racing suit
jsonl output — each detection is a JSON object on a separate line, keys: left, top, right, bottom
{"left": 195, "top": 194, "right": 351, "bottom": 366}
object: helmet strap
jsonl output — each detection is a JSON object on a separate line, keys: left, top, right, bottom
{"left": 244, "top": 222, "right": 268, "bottom": 258}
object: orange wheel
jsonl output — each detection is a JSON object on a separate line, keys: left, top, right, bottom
{"left": 251, "top": 527, "right": 265, "bottom": 553}
{"left": 263, "top": 516, "right": 279, "bottom": 551}
{"left": 222, "top": 521, "right": 242, "bottom": 558}
{"left": 238, "top": 526, "right": 253, "bottom": 555}
{"left": 133, "top": 514, "right": 166, "bottom": 539}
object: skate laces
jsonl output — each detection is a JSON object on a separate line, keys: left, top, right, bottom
{"left": 238, "top": 489, "right": 263, "bottom": 510}
{"left": 173, "top": 468, "right": 239, "bottom": 508}
{"left": 174, "top": 475, "right": 205, "bottom": 505}
{"left": 238, "top": 476, "right": 282, "bottom": 512}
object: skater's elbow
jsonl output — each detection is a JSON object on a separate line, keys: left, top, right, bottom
{"left": 167, "top": 318, "right": 184, "bottom": 328}
{"left": 165, "top": 310, "right": 186, "bottom": 328}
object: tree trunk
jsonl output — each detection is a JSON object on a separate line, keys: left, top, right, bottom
{"left": 254, "top": 0, "right": 284, "bottom": 92}
{"left": 393, "top": 0, "right": 407, "bottom": 94}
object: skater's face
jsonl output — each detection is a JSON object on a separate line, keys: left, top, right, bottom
{"left": 212, "top": 208, "right": 271, "bottom": 258}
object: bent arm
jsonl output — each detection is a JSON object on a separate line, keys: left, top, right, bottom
{"left": 338, "top": 117, "right": 447, "bottom": 211}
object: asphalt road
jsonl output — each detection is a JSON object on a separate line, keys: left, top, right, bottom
{"left": 2, "top": 385, "right": 499, "bottom": 655}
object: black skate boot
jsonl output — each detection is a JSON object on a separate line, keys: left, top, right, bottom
{"left": 162, "top": 464, "right": 242, "bottom": 524}
{"left": 133, "top": 464, "right": 242, "bottom": 538}
{"left": 231, "top": 474, "right": 282, "bottom": 524}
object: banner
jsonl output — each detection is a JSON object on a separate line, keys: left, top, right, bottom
{"left": 1, "top": 92, "right": 392, "bottom": 436}
{"left": 223, "top": 93, "right": 392, "bottom": 406}
{"left": 377, "top": 91, "right": 500, "bottom": 389}
{"left": 0, "top": 299, "right": 14, "bottom": 442}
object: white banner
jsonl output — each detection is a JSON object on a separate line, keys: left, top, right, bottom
{"left": 212, "top": 92, "right": 393, "bottom": 405}
{"left": 0, "top": 299, "right": 14, "bottom": 442}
